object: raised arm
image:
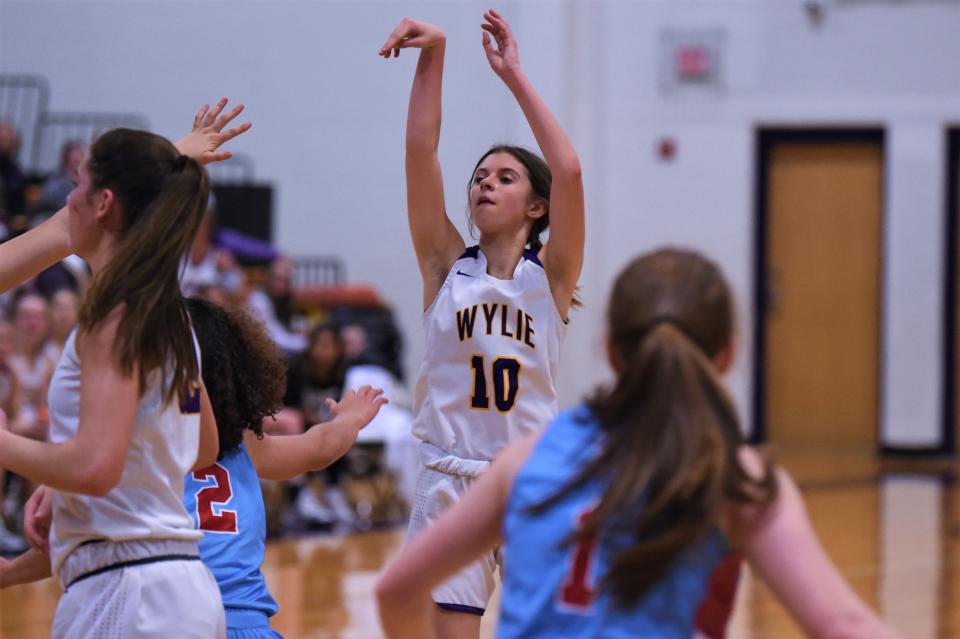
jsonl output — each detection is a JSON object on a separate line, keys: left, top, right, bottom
{"left": 481, "top": 10, "right": 584, "bottom": 318}
{"left": 380, "top": 18, "right": 465, "bottom": 309}
{"left": 735, "top": 463, "right": 903, "bottom": 639}
{"left": 245, "top": 386, "right": 386, "bottom": 481}
{"left": 0, "top": 208, "right": 71, "bottom": 294}
{"left": 0, "top": 308, "right": 138, "bottom": 495}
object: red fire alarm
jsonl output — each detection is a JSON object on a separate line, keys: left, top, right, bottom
{"left": 657, "top": 137, "right": 677, "bottom": 161}
{"left": 676, "top": 45, "right": 711, "bottom": 80}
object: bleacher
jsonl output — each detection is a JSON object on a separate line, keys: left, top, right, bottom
{"left": 0, "top": 73, "right": 350, "bottom": 293}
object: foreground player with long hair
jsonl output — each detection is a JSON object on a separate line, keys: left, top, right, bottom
{"left": 4, "top": 299, "right": 387, "bottom": 639}
{"left": 0, "top": 100, "right": 248, "bottom": 637}
{"left": 377, "top": 248, "right": 902, "bottom": 639}
{"left": 379, "top": 10, "right": 584, "bottom": 637}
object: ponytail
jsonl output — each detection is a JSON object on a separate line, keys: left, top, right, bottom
{"left": 526, "top": 215, "right": 547, "bottom": 254}
{"left": 79, "top": 129, "right": 208, "bottom": 402}
{"left": 533, "top": 249, "right": 777, "bottom": 609}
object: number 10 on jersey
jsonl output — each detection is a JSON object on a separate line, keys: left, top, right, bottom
{"left": 470, "top": 355, "right": 521, "bottom": 412}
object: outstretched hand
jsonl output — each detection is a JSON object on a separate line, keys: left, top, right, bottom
{"left": 481, "top": 9, "right": 522, "bottom": 81}
{"left": 175, "top": 98, "right": 252, "bottom": 166}
{"left": 324, "top": 385, "right": 388, "bottom": 430}
{"left": 379, "top": 17, "right": 446, "bottom": 58}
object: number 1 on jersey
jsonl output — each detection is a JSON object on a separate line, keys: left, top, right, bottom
{"left": 470, "top": 355, "right": 521, "bottom": 412}
{"left": 560, "top": 506, "right": 599, "bottom": 610}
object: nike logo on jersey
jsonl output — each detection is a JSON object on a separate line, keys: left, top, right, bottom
{"left": 456, "top": 270, "right": 474, "bottom": 278}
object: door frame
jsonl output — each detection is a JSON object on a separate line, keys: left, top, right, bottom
{"left": 941, "top": 128, "right": 960, "bottom": 455}
{"left": 751, "top": 127, "right": 886, "bottom": 445}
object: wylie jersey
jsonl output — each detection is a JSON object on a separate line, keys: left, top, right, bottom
{"left": 48, "top": 331, "right": 203, "bottom": 579}
{"left": 498, "top": 406, "right": 730, "bottom": 638}
{"left": 184, "top": 445, "right": 278, "bottom": 618}
{"left": 412, "top": 246, "right": 567, "bottom": 462}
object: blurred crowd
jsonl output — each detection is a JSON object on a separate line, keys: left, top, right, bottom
{"left": 0, "top": 122, "right": 417, "bottom": 555}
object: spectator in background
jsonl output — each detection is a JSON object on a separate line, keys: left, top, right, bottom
{"left": 179, "top": 193, "right": 244, "bottom": 300}
{"left": 0, "top": 176, "right": 7, "bottom": 238}
{"left": 342, "top": 323, "right": 372, "bottom": 366}
{"left": 285, "top": 323, "right": 346, "bottom": 427}
{"left": 0, "top": 122, "right": 26, "bottom": 233}
{"left": 0, "top": 320, "right": 21, "bottom": 428}
{"left": 8, "top": 293, "right": 55, "bottom": 442}
{"left": 283, "top": 323, "right": 354, "bottom": 528}
{"left": 45, "top": 288, "right": 79, "bottom": 362}
{"left": 341, "top": 322, "right": 418, "bottom": 514}
{"left": 34, "top": 140, "right": 86, "bottom": 223}
{"left": 0, "top": 318, "right": 27, "bottom": 554}
{"left": 247, "top": 255, "right": 307, "bottom": 354}
{"left": 336, "top": 307, "right": 405, "bottom": 383}
{"left": 31, "top": 261, "right": 82, "bottom": 300}
{"left": 195, "top": 282, "right": 232, "bottom": 308}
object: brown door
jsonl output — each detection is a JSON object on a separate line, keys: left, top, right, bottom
{"left": 761, "top": 134, "right": 883, "bottom": 452}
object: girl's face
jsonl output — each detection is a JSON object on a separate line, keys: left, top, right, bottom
{"left": 50, "top": 290, "right": 79, "bottom": 339}
{"left": 14, "top": 295, "right": 49, "bottom": 351}
{"left": 266, "top": 259, "right": 293, "bottom": 299}
{"left": 469, "top": 152, "right": 544, "bottom": 239}
{"left": 309, "top": 330, "right": 342, "bottom": 372}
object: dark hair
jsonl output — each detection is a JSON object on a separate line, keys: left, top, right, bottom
{"left": 533, "top": 247, "right": 777, "bottom": 609}
{"left": 186, "top": 298, "right": 287, "bottom": 458}
{"left": 305, "top": 321, "right": 346, "bottom": 384}
{"left": 467, "top": 144, "right": 581, "bottom": 308}
{"left": 78, "top": 128, "right": 207, "bottom": 402}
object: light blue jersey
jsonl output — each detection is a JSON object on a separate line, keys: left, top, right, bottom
{"left": 499, "top": 406, "right": 730, "bottom": 639}
{"left": 184, "top": 445, "right": 279, "bottom": 634}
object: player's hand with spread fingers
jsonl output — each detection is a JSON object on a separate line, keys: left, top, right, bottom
{"left": 175, "top": 97, "right": 252, "bottom": 166}
{"left": 481, "top": 9, "right": 523, "bottom": 83}
{"left": 324, "top": 385, "right": 388, "bottom": 431}
{"left": 379, "top": 17, "right": 446, "bottom": 58}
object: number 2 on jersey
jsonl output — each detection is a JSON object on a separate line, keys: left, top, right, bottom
{"left": 192, "top": 463, "right": 238, "bottom": 534}
{"left": 470, "top": 355, "right": 521, "bottom": 412}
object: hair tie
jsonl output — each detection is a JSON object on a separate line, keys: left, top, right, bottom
{"left": 632, "top": 316, "right": 704, "bottom": 351}
{"left": 172, "top": 154, "right": 189, "bottom": 172}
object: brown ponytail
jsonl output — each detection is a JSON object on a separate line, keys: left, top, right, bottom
{"left": 78, "top": 128, "right": 208, "bottom": 403}
{"left": 533, "top": 248, "right": 777, "bottom": 609}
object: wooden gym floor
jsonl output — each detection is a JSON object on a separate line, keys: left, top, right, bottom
{"left": 1, "top": 452, "right": 957, "bottom": 638}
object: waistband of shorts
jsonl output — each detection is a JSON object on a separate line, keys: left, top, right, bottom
{"left": 419, "top": 441, "right": 490, "bottom": 478}
{"left": 59, "top": 538, "right": 200, "bottom": 590}
{"left": 226, "top": 608, "right": 273, "bottom": 629}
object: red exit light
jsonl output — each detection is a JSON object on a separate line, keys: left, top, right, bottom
{"left": 676, "top": 46, "right": 711, "bottom": 80}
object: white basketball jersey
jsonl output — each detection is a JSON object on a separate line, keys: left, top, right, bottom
{"left": 48, "top": 330, "right": 203, "bottom": 579}
{"left": 412, "top": 246, "right": 567, "bottom": 462}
